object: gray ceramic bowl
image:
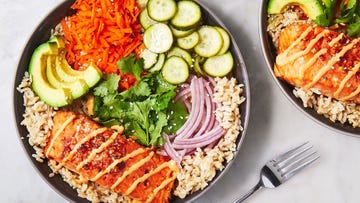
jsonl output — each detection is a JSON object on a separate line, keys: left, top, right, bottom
{"left": 259, "top": 1, "right": 360, "bottom": 136}
{"left": 13, "top": 0, "right": 250, "bottom": 202}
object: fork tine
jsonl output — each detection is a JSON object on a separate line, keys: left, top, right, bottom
{"left": 277, "top": 145, "right": 314, "bottom": 169}
{"left": 277, "top": 143, "right": 316, "bottom": 170}
{"left": 282, "top": 152, "right": 320, "bottom": 181}
{"left": 273, "top": 141, "right": 311, "bottom": 166}
{"left": 279, "top": 150, "right": 317, "bottom": 173}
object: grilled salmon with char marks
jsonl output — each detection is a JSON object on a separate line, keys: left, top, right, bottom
{"left": 274, "top": 23, "right": 360, "bottom": 104}
{"left": 45, "top": 111, "right": 179, "bottom": 203}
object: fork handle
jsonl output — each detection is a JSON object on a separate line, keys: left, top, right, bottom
{"left": 232, "top": 181, "right": 263, "bottom": 203}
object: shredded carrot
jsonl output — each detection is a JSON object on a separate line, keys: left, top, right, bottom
{"left": 118, "top": 73, "right": 137, "bottom": 92}
{"left": 61, "top": 0, "right": 143, "bottom": 78}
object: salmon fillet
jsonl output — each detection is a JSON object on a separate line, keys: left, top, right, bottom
{"left": 45, "top": 111, "right": 179, "bottom": 203}
{"left": 274, "top": 23, "right": 360, "bottom": 104}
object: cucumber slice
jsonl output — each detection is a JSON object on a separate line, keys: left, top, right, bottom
{"left": 177, "top": 31, "right": 200, "bottom": 50}
{"left": 193, "top": 55, "right": 206, "bottom": 76}
{"left": 149, "top": 53, "right": 165, "bottom": 72}
{"left": 171, "top": 0, "right": 202, "bottom": 30}
{"left": 140, "top": 49, "right": 158, "bottom": 69}
{"left": 139, "top": 9, "right": 158, "bottom": 29}
{"left": 214, "top": 26, "right": 231, "bottom": 55}
{"left": 162, "top": 56, "right": 189, "bottom": 84}
{"left": 194, "top": 26, "right": 223, "bottom": 57}
{"left": 170, "top": 25, "right": 195, "bottom": 38}
{"left": 144, "top": 23, "right": 173, "bottom": 53}
{"left": 147, "top": 0, "right": 177, "bottom": 21}
{"left": 203, "top": 51, "right": 234, "bottom": 77}
{"left": 167, "top": 46, "right": 193, "bottom": 66}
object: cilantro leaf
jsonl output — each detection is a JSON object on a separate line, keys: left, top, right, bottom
{"left": 127, "top": 99, "right": 154, "bottom": 129}
{"left": 109, "top": 99, "right": 128, "bottom": 118}
{"left": 93, "top": 74, "right": 120, "bottom": 97}
{"left": 154, "top": 90, "right": 176, "bottom": 111}
{"left": 125, "top": 99, "right": 155, "bottom": 146}
{"left": 347, "top": 15, "right": 360, "bottom": 36}
{"left": 315, "top": 0, "right": 336, "bottom": 26}
{"left": 150, "top": 111, "right": 167, "bottom": 145}
{"left": 117, "top": 54, "right": 144, "bottom": 80}
{"left": 335, "top": 6, "right": 356, "bottom": 24}
{"left": 102, "top": 119, "right": 122, "bottom": 128}
{"left": 131, "top": 122, "right": 148, "bottom": 146}
{"left": 314, "top": 0, "right": 360, "bottom": 37}
{"left": 120, "top": 78, "right": 151, "bottom": 100}
{"left": 315, "top": 14, "right": 330, "bottom": 27}
{"left": 92, "top": 70, "right": 187, "bottom": 147}
{"left": 102, "top": 94, "right": 118, "bottom": 105}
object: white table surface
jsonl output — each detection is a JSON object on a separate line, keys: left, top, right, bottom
{"left": 2, "top": 0, "right": 360, "bottom": 202}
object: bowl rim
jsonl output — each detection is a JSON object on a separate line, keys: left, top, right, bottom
{"left": 258, "top": 0, "right": 360, "bottom": 137}
{"left": 13, "top": 0, "right": 251, "bottom": 202}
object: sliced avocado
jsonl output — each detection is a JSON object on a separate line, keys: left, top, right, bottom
{"left": 46, "top": 56, "right": 89, "bottom": 99}
{"left": 54, "top": 56, "right": 102, "bottom": 87}
{"left": 54, "top": 56, "right": 77, "bottom": 83}
{"left": 29, "top": 37, "right": 102, "bottom": 107}
{"left": 81, "top": 63, "right": 103, "bottom": 87}
{"left": 28, "top": 42, "right": 72, "bottom": 107}
{"left": 45, "top": 56, "right": 59, "bottom": 85}
{"left": 48, "top": 35, "right": 66, "bottom": 49}
{"left": 267, "top": 0, "right": 324, "bottom": 20}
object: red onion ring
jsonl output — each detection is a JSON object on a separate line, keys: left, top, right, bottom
{"left": 162, "top": 76, "right": 226, "bottom": 162}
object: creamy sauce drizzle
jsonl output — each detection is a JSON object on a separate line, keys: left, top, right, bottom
{"left": 341, "top": 83, "right": 360, "bottom": 100}
{"left": 145, "top": 171, "right": 177, "bottom": 203}
{"left": 335, "top": 63, "right": 360, "bottom": 98}
{"left": 329, "top": 33, "right": 345, "bottom": 47}
{"left": 90, "top": 147, "right": 148, "bottom": 181}
{"left": 45, "top": 115, "right": 76, "bottom": 157}
{"left": 299, "top": 34, "right": 344, "bottom": 79}
{"left": 111, "top": 151, "right": 155, "bottom": 190}
{"left": 304, "top": 39, "right": 359, "bottom": 89}
{"left": 124, "top": 161, "right": 173, "bottom": 195}
{"left": 277, "top": 29, "right": 328, "bottom": 66}
{"left": 278, "top": 25, "right": 314, "bottom": 60}
{"left": 55, "top": 127, "right": 107, "bottom": 170}
{"left": 111, "top": 125, "right": 124, "bottom": 132}
{"left": 299, "top": 49, "right": 327, "bottom": 79}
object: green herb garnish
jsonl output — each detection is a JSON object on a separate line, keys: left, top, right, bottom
{"left": 315, "top": 0, "right": 360, "bottom": 37}
{"left": 117, "top": 53, "right": 145, "bottom": 80}
{"left": 93, "top": 55, "right": 188, "bottom": 146}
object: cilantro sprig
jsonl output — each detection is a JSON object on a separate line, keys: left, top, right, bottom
{"left": 117, "top": 53, "right": 144, "bottom": 80}
{"left": 92, "top": 55, "right": 188, "bottom": 146}
{"left": 315, "top": 0, "right": 360, "bottom": 37}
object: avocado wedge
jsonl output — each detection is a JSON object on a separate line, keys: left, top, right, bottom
{"left": 46, "top": 56, "right": 90, "bottom": 99}
{"left": 48, "top": 35, "right": 66, "bottom": 49}
{"left": 28, "top": 42, "right": 72, "bottom": 107}
{"left": 267, "top": 0, "right": 324, "bottom": 20}
{"left": 54, "top": 55, "right": 102, "bottom": 87}
{"left": 28, "top": 37, "right": 102, "bottom": 107}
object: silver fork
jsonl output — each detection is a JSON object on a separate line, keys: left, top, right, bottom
{"left": 232, "top": 142, "right": 319, "bottom": 203}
